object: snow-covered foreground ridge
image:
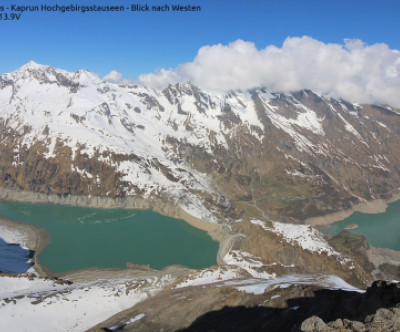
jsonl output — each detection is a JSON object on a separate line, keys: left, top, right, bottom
{"left": 0, "top": 273, "right": 173, "bottom": 332}
{"left": 0, "top": 271, "right": 362, "bottom": 332}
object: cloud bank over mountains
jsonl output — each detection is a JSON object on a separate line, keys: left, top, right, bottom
{"left": 106, "top": 36, "right": 400, "bottom": 107}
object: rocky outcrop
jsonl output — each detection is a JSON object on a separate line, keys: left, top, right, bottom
{"left": 301, "top": 280, "right": 400, "bottom": 332}
{"left": 301, "top": 308, "right": 400, "bottom": 332}
{"left": 329, "top": 231, "right": 375, "bottom": 271}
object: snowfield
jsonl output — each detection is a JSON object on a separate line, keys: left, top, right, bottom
{"left": 0, "top": 271, "right": 363, "bottom": 331}
{"left": 0, "top": 274, "right": 173, "bottom": 332}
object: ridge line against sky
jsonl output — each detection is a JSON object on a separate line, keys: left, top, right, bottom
{"left": 1, "top": 0, "right": 400, "bottom": 105}
{"left": 134, "top": 36, "right": 400, "bottom": 106}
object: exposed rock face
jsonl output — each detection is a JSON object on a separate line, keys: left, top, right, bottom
{"left": 90, "top": 280, "right": 400, "bottom": 332}
{"left": 329, "top": 231, "right": 375, "bottom": 272}
{"left": 302, "top": 308, "right": 400, "bottom": 332}
{"left": 301, "top": 281, "right": 400, "bottom": 332}
{"left": 1, "top": 63, "right": 400, "bottom": 223}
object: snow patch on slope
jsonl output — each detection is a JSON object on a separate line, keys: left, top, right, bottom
{"left": 228, "top": 274, "right": 363, "bottom": 295}
{"left": 223, "top": 250, "right": 276, "bottom": 279}
{"left": 250, "top": 219, "right": 340, "bottom": 257}
{"left": 175, "top": 266, "right": 243, "bottom": 288}
{"left": 257, "top": 94, "right": 324, "bottom": 153}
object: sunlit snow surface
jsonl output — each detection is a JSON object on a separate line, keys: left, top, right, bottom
{"left": 0, "top": 274, "right": 173, "bottom": 332}
{"left": 0, "top": 271, "right": 363, "bottom": 331}
{"left": 227, "top": 274, "right": 364, "bottom": 295}
{"left": 0, "top": 225, "right": 34, "bottom": 273}
{"left": 250, "top": 219, "right": 340, "bottom": 256}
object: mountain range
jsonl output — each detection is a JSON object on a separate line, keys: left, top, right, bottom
{"left": 1, "top": 61, "right": 400, "bottom": 224}
{"left": 1, "top": 61, "right": 400, "bottom": 331}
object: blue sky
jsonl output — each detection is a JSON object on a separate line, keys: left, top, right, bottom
{"left": 1, "top": 0, "right": 399, "bottom": 79}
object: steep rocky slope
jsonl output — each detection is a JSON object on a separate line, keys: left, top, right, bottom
{"left": 1, "top": 62, "right": 400, "bottom": 223}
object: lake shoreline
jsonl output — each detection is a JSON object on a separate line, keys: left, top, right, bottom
{"left": 2, "top": 187, "right": 399, "bottom": 280}
{"left": 0, "top": 187, "right": 220, "bottom": 233}
{"left": 0, "top": 209, "right": 198, "bottom": 281}
{"left": 0, "top": 187, "right": 222, "bottom": 279}
{"left": 0, "top": 214, "right": 50, "bottom": 277}
{"left": 305, "top": 190, "right": 400, "bottom": 227}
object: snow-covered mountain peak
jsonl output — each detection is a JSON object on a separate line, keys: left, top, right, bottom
{"left": 13, "top": 61, "right": 64, "bottom": 77}
{"left": 1, "top": 61, "right": 70, "bottom": 87}
{"left": 21, "top": 60, "right": 44, "bottom": 71}
{"left": 1, "top": 62, "right": 103, "bottom": 89}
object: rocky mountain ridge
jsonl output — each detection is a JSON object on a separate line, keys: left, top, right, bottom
{"left": 1, "top": 61, "right": 400, "bottom": 224}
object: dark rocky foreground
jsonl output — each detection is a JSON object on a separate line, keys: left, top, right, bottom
{"left": 180, "top": 280, "right": 400, "bottom": 332}
{"left": 92, "top": 280, "right": 400, "bottom": 332}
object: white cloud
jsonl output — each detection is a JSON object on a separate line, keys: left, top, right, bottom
{"left": 103, "top": 70, "right": 131, "bottom": 84}
{"left": 138, "top": 36, "right": 400, "bottom": 107}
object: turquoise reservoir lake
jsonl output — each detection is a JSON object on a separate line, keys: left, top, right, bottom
{"left": 322, "top": 199, "right": 400, "bottom": 251}
{"left": 0, "top": 201, "right": 219, "bottom": 273}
